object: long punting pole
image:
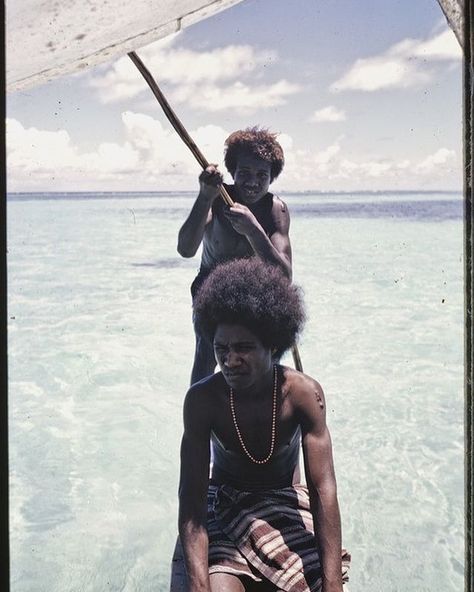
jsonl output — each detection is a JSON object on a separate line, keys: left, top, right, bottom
{"left": 128, "top": 50, "right": 303, "bottom": 373}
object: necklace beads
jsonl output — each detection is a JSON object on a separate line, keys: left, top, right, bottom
{"left": 229, "top": 365, "right": 277, "bottom": 464}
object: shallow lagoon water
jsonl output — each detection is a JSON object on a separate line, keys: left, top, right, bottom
{"left": 8, "top": 192, "right": 464, "bottom": 591}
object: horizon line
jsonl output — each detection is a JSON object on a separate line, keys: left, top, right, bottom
{"left": 6, "top": 188, "right": 463, "bottom": 196}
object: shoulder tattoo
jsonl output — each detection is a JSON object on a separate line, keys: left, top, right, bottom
{"left": 314, "top": 390, "right": 324, "bottom": 409}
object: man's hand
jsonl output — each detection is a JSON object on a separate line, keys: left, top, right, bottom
{"left": 223, "top": 202, "right": 260, "bottom": 236}
{"left": 199, "top": 164, "right": 223, "bottom": 202}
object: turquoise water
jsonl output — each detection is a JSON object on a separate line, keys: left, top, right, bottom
{"left": 7, "top": 192, "right": 464, "bottom": 592}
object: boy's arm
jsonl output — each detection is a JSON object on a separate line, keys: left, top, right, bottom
{"left": 298, "top": 379, "right": 343, "bottom": 592}
{"left": 178, "top": 387, "right": 212, "bottom": 592}
{"left": 177, "top": 166, "right": 221, "bottom": 258}
{"left": 224, "top": 197, "right": 292, "bottom": 278}
{"left": 268, "top": 197, "right": 292, "bottom": 278}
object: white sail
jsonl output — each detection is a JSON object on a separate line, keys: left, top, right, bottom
{"left": 7, "top": 0, "right": 463, "bottom": 93}
{"left": 436, "top": 0, "right": 464, "bottom": 48}
{"left": 6, "top": 0, "right": 244, "bottom": 92}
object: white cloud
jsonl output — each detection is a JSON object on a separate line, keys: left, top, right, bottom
{"left": 6, "top": 117, "right": 142, "bottom": 180}
{"left": 313, "top": 142, "right": 341, "bottom": 167}
{"left": 332, "top": 56, "right": 430, "bottom": 92}
{"left": 83, "top": 142, "right": 139, "bottom": 173}
{"left": 192, "top": 124, "right": 232, "bottom": 160}
{"left": 6, "top": 115, "right": 231, "bottom": 191}
{"left": 6, "top": 118, "right": 79, "bottom": 171}
{"left": 331, "top": 28, "right": 461, "bottom": 93}
{"left": 309, "top": 106, "right": 346, "bottom": 123}
{"left": 401, "top": 29, "right": 461, "bottom": 61}
{"left": 87, "top": 36, "right": 300, "bottom": 114}
{"left": 272, "top": 138, "right": 460, "bottom": 192}
{"left": 340, "top": 160, "right": 392, "bottom": 178}
{"left": 170, "top": 79, "right": 300, "bottom": 114}
{"left": 7, "top": 117, "right": 460, "bottom": 193}
{"left": 416, "top": 147, "right": 456, "bottom": 173}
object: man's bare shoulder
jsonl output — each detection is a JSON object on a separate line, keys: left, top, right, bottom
{"left": 281, "top": 366, "right": 325, "bottom": 413}
{"left": 183, "top": 373, "right": 224, "bottom": 429}
{"left": 186, "top": 372, "right": 223, "bottom": 400}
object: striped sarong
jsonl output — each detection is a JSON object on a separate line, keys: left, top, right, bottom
{"left": 207, "top": 484, "right": 350, "bottom": 592}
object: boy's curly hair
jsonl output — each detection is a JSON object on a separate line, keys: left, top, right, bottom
{"left": 193, "top": 258, "right": 305, "bottom": 358}
{"left": 224, "top": 126, "right": 285, "bottom": 182}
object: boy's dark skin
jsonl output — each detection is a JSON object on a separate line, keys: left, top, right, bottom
{"left": 177, "top": 154, "right": 292, "bottom": 384}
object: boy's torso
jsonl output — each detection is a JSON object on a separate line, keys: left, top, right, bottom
{"left": 200, "top": 185, "right": 278, "bottom": 270}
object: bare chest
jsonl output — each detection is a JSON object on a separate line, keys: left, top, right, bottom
{"left": 213, "top": 389, "right": 298, "bottom": 456}
{"left": 203, "top": 215, "right": 253, "bottom": 262}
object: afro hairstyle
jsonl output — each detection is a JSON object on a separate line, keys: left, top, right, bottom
{"left": 193, "top": 257, "right": 305, "bottom": 359}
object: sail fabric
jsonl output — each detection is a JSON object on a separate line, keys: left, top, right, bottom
{"left": 7, "top": 0, "right": 244, "bottom": 92}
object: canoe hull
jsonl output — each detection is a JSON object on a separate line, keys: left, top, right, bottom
{"left": 7, "top": 0, "right": 244, "bottom": 92}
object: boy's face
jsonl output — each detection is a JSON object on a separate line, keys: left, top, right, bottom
{"left": 233, "top": 155, "right": 272, "bottom": 204}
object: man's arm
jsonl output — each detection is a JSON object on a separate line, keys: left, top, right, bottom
{"left": 178, "top": 386, "right": 212, "bottom": 592}
{"left": 177, "top": 166, "right": 222, "bottom": 258}
{"left": 224, "top": 197, "right": 292, "bottom": 278}
{"left": 298, "top": 378, "right": 343, "bottom": 592}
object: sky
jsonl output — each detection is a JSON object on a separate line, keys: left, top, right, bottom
{"left": 6, "top": 0, "right": 463, "bottom": 193}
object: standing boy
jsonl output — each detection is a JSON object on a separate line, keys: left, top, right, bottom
{"left": 177, "top": 127, "right": 292, "bottom": 384}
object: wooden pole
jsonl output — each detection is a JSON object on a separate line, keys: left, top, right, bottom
{"left": 128, "top": 50, "right": 303, "bottom": 372}
{"left": 128, "top": 51, "right": 233, "bottom": 207}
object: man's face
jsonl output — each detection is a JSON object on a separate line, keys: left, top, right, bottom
{"left": 233, "top": 155, "right": 272, "bottom": 205}
{"left": 213, "top": 323, "right": 273, "bottom": 392}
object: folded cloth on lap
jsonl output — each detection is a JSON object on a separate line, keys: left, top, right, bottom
{"left": 207, "top": 484, "right": 351, "bottom": 592}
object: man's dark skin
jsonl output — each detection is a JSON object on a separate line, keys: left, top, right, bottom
{"left": 177, "top": 154, "right": 292, "bottom": 383}
{"left": 178, "top": 323, "right": 344, "bottom": 592}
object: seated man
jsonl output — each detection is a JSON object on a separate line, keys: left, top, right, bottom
{"left": 178, "top": 258, "right": 350, "bottom": 592}
{"left": 177, "top": 127, "right": 292, "bottom": 384}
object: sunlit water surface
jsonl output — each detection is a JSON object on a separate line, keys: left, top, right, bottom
{"left": 8, "top": 191, "right": 464, "bottom": 592}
